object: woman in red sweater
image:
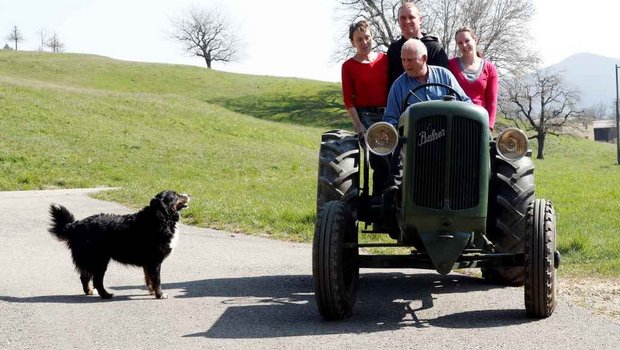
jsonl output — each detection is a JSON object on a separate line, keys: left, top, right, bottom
{"left": 341, "top": 20, "right": 389, "bottom": 136}
{"left": 448, "top": 26, "right": 499, "bottom": 131}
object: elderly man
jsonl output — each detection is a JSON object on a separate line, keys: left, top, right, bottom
{"left": 384, "top": 38, "right": 471, "bottom": 126}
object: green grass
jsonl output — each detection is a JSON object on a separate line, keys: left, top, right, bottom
{"left": 1, "top": 50, "right": 619, "bottom": 277}
{"left": 530, "top": 135, "right": 620, "bottom": 277}
{"left": 0, "top": 51, "right": 348, "bottom": 242}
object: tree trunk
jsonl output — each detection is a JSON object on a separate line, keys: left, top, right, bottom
{"left": 205, "top": 57, "right": 212, "bottom": 69}
{"left": 536, "top": 133, "right": 545, "bottom": 159}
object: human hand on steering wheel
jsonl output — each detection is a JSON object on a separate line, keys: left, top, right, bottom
{"left": 400, "top": 82, "right": 466, "bottom": 114}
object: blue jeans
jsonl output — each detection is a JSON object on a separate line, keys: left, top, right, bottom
{"left": 356, "top": 107, "right": 384, "bottom": 128}
{"left": 355, "top": 107, "right": 391, "bottom": 194}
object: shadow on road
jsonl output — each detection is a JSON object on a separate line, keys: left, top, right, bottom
{"left": 0, "top": 293, "right": 141, "bottom": 303}
{"left": 0, "top": 272, "right": 534, "bottom": 338}
{"left": 163, "top": 272, "right": 532, "bottom": 338}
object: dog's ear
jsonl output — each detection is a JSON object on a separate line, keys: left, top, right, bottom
{"left": 150, "top": 191, "right": 182, "bottom": 219}
{"left": 150, "top": 195, "right": 169, "bottom": 215}
{"left": 150, "top": 196, "right": 161, "bottom": 208}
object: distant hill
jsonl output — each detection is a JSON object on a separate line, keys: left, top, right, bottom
{"left": 545, "top": 53, "right": 620, "bottom": 110}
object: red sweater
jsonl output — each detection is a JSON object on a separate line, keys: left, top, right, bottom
{"left": 341, "top": 52, "right": 389, "bottom": 109}
{"left": 448, "top": 57, "right": 498, "bottom": 129}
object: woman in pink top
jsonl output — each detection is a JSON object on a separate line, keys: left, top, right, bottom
{"left": 448, "top": 26, "right": 498, "bottom": 131}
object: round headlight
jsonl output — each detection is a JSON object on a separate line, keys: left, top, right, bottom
{"left": 365, "top": 122, "right": 398, "bottom": 156}
{"left": 496, "top": 128, "right": 528, "bottom": 160}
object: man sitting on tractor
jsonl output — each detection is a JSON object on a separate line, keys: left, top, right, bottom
{"left": 384, "top": 38, "right": 471, "bottom": 126}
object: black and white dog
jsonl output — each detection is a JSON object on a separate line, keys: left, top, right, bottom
{"left": 48, "top": 190, "right": 190, "bottom": 299}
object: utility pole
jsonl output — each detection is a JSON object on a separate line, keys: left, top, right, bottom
{"left": 616, "top": 64, "right": 620, "bottom": 164}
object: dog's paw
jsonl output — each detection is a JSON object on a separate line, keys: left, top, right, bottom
{"left": 155, "top": 292, "right": 168, "bottom": 299}
{"left": 99, "top": 293, "right": 114, "bottom": 299}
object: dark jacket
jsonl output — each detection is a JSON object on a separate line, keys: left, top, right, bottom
{"left": 387, "top": 34, "right": 449, "bottom": 89}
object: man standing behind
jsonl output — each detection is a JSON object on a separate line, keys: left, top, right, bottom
{"left": 387, "top": 2, "right": 449, "bottom": 87}
{"left": 384, "top": 38, "right": 470, "bottom": 126}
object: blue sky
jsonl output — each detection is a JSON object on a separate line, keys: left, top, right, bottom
{"left": 1, "top": 0, "right": 619, "bottom": 82}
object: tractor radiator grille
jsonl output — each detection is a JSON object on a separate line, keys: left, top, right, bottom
{"left": 412, "top": 115, "right": 481, "bottom": 210}
{"left": 413, "top": 115, "right": 447, "bottom": 209}
{"left": 449, "top": 116, "right": 481, "bottom": 209}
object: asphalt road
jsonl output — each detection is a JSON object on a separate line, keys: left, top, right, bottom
{"left": 1, "top": 188, "right": 619, "bottom": 349}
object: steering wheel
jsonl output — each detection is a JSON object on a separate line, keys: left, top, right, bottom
{"left": 400, "top": 82, "right": 466, "bottom": 113}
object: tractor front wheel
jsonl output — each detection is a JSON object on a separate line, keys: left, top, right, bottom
{"left": 313, "top": 200, "right": 359, "bottom": 320}
{"left": 524, "top": 199, "right": 558, "bottom": 318}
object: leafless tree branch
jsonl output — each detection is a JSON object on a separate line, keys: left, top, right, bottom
{"left": 170, "top": 6, "right": 243, "bottom": 69}
{"left": 335, "top": 0, "right": 538, "bottom": 75}
{"left": 499, "top": 69, "right": 584, "bottom": 159}
{"left": 6, "top": 25, "right": 24, "bottom": 50}
{"left": 45, "top": 32, "right": 65, "bottom": 53}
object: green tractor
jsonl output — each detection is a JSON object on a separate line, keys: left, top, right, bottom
{"left": 313, "top": 83, "right": 559, "bottom": 320}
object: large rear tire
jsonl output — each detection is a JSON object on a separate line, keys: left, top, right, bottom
{"left": 524, "top": 199, "right": 557, "bottom": 318}
{"left": 482, "top": 155, "right": 535, "bottom": 286}
{"left": 313, "top": 200, "right": 359, "bottom": 320}
{"left": 316, "top": 130, "right": 360, "bottom": 212}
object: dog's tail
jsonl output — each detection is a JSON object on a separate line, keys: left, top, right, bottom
{"left": 48, "top": 204, "right": 76, "bottom": 241}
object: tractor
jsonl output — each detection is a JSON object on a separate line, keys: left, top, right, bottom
{"left": 313, "top": 83, "right": 559, "bottom": 320}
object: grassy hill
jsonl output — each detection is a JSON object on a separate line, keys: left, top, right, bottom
{"left": 1, "top": 51, "right": 618, "bottom": 277}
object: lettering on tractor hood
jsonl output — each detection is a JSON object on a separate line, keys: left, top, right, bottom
{"left": 418, "top": 129, "right": 446, "bottom": 146}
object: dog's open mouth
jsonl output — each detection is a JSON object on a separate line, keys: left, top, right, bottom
{"left": 176, "top": 194, "right": 190, "bottom": 210}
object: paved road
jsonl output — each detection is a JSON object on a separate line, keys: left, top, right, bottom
{"left": 1, "top": 189, "right": 619, "bottom": 349}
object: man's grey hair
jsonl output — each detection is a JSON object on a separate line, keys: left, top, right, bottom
{"left": 401, "top": 38, "right": 427, "bottom": 58}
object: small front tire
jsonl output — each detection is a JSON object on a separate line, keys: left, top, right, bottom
{"left": 313, "top": 200, "right": 359, "bottom": 320}
{"left": 524, "top": 199, "right": 557, "bottom": 318}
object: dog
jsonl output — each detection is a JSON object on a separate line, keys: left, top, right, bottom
{"left": 48, "top": 190, "right": 190, "bottom": 299}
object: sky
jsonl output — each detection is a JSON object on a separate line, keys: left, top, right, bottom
{"left": 1, "top": 0, "right": 619, "bottom": 83}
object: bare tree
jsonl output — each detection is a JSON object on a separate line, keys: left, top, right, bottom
{"left": 45, "top": 32, "right": 65, "bottom": 53}
{"left": 170, "top": 6, "right": 242, "bottom": 69}
{"left": 583, "top": 101, "right": 614, "bottom": 120}
{"left": 499, "top": 69, "right": 583, "bottom": 159}
{"left": 37, "top": 28, "right": 49, "bottom": 52}
{"left": 335, "top": 0, "right": 538, "bottom": 74}
{"left": 333, "top": 0, "right": 406, "bottom": 60}
{"left": 6, "top": 25, "right": 24, "bottom": 50}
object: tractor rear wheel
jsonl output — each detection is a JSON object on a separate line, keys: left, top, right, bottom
{"left": 524, "top": 199, "right": 557, "bottom": 318}
{"left": 316, "top": 130, "right": 360, "bottom": 212}
{"left": 482, "top": 155, "right": 535, "bottom": 286}
{"left": 313, "top": 200, "right": 359, "bottom": 320}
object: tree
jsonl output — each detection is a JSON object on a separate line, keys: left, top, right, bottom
{"left": 170, "top": 6, "right": 242, "bottom": 69}
{"left": 45, "top": 32, "right": 65, "bottom": 53}
{"left": 335, "top": 0, "right": 538, "bottom": 74}
{"left": 37, "top": 28, "right": 49, "bottom": 52}
{"left": 3, "top": 43, "right": 12, "bottom": 50}
{"left": 6, "top": 25, "right": 24, "bottom": 50}
{"left": 583, "top": 101, "right": 613, "bottom": 120}
{"left": 499, "top": 69, "right": 583, "bottom": 159}
{"left": 333, "top": 0, "right": 405, "bottom": 60}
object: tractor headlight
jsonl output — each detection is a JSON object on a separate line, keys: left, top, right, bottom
{"left": 496, "top": 128, "right": 528, "bottom": 160}
{"left": 365, "top": 122, "right": 398, "bottom": 156}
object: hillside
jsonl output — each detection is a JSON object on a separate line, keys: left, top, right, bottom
{"left": 0, "top": 50, "right": 345, "bottom": 241}
{"left": 0, "top": 51, "right": 347, "bottom": 128}
{"left": 546, "top": 52, "right": 620, "bottom": 110}
{"left": 1, "top": 51, "right": 619, "bottom": 276}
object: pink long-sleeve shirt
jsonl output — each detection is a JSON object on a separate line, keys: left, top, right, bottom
{"left": 448, "top": 58, "right": 499, "bottom": 129}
